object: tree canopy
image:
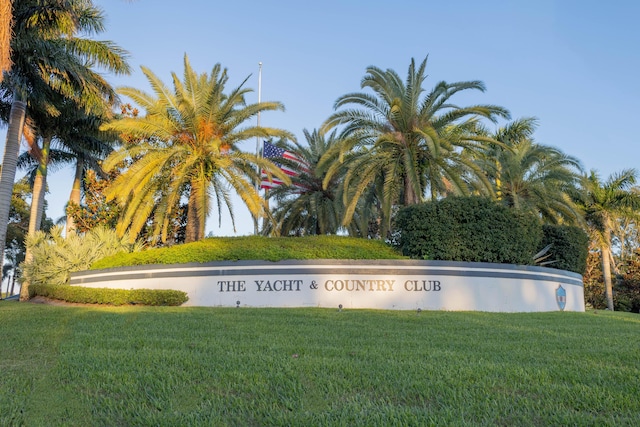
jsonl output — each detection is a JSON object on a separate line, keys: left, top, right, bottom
{"left": 103, "top": 55, "right": 291, "bottom": 243}
{"left": 321, "top": 56, "right": 510, "bottom": 236}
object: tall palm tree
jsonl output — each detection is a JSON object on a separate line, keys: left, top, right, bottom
{"left": 322, "top": 57, "right": 510, "bottom": 236}
{"left": 1, "top": 0, "right": 129, "bottom": 296}
{"left": 471, "top": 117, "right": 584, "bottom": 225}
{"left": 577, "top": 169, "right": 640, "bottom": 310}
{"left": 104, "top": 55, "right": 291, "bottom": 243}
{"left": 17, "top": 102, "right": 117, "bottom": 235}
{"left": 262, "top": 129, "right": 353, "bottom": 236}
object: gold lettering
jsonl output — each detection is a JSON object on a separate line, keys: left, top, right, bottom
{"left": 386, "top": 280, "right": 395, "bottom": 291}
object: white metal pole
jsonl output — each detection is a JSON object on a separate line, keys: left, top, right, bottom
{"left": 254, "top": 62, "right": 262, "bottom": 235}
{"left": 255, "top": 62, "right": 262, "bottom": 159}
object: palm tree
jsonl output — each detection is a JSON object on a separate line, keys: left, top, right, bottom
{"left": 103, "top": 55, "right": 291, "bottom": 244}
{"left": 0, "top": 93, "right": 25, "bottom": 288}
{"left": 262, "top": 129, "right": 353, "bottom": 236}
{"left": 1, "top": 0, "right": 129, "bottom": 296}
{"left": 17, "top": 102, "right": 117, "bottom": 235}
{"left": 577, "top": 169, "right": 640, "bottom": 310}
{"left": 471, "top": 117, "right": 584, "bottom": 225}
{"left": 322, "top": 56, "right": 510, "bottom": 236}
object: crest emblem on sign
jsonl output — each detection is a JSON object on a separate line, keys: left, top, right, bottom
{"left": 555, "top": 285, "right": 566, "bottom": 311}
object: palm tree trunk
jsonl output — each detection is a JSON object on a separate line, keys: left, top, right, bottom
{"left": 0, "top": 98, "right": 26, "bottom": 288}
{"left": 20, "top": 136, "right": 50, "bottom": 301}
{"left": 66, "top": 157, "right": 84, "bottom": 236}
{"left": 601, "top": 227, "right": 615, "bottom": 311}
{"left": 0, "top": 0, "right": 12, "bottom": 83}
{"left": 512, "top": 192, "right": 520, "bottom": 210}
{"left": 404, "top": 176, "right": 420, "bottom": 206}
{"left": 185, "top": 183, "right": 208, "bottom": 243}
{"left": 9, "top": 270, "right": 15, "bottom": 296}
{"left": 185, "top": 188, "right": 199, "bottom": 243}
{"left": 494, "top": 159, "right": 502, "bottom": 201}
{"left": 28, "top": 136, "right": 50, "bottom": 234}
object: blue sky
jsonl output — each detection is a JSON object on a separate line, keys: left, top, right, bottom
{"left": 2, "top": 0, "right": 639, "bottom": 236}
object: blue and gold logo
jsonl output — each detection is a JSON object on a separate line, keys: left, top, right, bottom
{"left": 555, "top": 285, "right": 566, "bottom": 311}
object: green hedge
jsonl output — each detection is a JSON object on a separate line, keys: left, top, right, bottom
{"left": 29, "top": 284, "right": 188, "bottom": 306}
{"left": 616, "top": 253, "right": 640, "bottom": 313}
{"left": 394, "top": 196, "right": 542, "bottom": 265}
{"left": 540, "top": 225, "right": 589, "bottom": 274}
{"left": 91, "top": 235, "right": 406, "bottom": 269}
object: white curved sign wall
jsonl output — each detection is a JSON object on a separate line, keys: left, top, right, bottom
{"left": 70, "top": 260, "right": 584, "bottom": 312}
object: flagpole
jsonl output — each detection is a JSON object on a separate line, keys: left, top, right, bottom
{"left": 254, "top": 62, "right": 262, "bottom": 235}
{"left": 255, "top": 61, "right": 262, "bottom": 157}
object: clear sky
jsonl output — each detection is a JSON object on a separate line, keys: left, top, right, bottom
{"left": 2, "top": 0, "right": 639, "bottom": 237}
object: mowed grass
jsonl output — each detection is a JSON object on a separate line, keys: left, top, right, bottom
{"left": 1, "top": 303, "right": 638, "bottom": 426}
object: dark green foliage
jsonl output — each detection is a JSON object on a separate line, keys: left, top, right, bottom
{"left": 540, "top": 225, "right": 589, "bottom": 274}
{"left": 583, "top": 250, "right": 606, "bottom": 309}
{"left": 91, "top": 235, "right": 406, "bottom": 269}
{"left": 65, "top": 170, "right": 121, "bottom": 233}
{"left": 394, "top": 196, "right": 542, "bottom": 264}
{"left": 616, "top": 252, "right": 640, "bottom": 313}
{"left": 29, "top": 284, "right": 188, "bottom": 306}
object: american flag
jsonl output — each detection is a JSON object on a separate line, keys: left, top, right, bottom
{"left": 260, "top": 141, "right": 309, "bottom": 190}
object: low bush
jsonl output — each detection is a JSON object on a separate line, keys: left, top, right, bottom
{"left": 394, "top": 196, "right": 542, "bottom": 265}
{"left": 29, "top": 283, "right": 188, "bottom": 306}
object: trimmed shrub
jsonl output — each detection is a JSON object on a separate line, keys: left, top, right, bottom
{"left": 540, "top": 225, "right": 589, "bottom": 274}
{"left": 91, "top": 235, "right": 406, "bottom": 269}
{"left": 29, "top": 284, "right": 188, "bottom": 306}
{"left": 394, "top": 196, "right": 542, "bottom": 265}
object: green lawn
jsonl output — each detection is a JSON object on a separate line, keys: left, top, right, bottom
{"left": 1, "top": 302, "right": 638, "bottom": 426}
